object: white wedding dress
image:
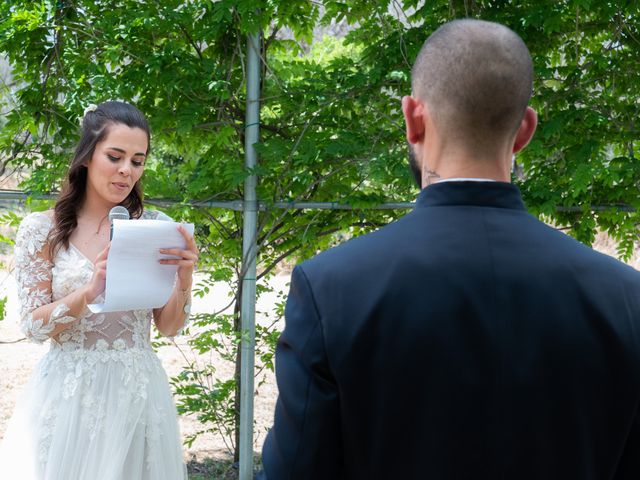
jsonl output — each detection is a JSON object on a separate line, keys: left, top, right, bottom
{"left": 0, "top": 211, "right": 188, "bottom": 479}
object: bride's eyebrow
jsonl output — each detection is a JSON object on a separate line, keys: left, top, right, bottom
{"left": 107, "top": 147, "right": 147, "bottom": 157}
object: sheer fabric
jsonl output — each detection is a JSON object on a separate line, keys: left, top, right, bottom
{"left": 0, "top": 210, "right": 187, "bottom": 480}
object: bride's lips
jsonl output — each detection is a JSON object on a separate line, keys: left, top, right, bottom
{"left": 112, "top": 182, "right": 130, "bottom": 191}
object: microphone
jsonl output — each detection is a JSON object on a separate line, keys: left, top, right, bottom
{"left": 109, "top": 206, "right": 130, "bottom": 240}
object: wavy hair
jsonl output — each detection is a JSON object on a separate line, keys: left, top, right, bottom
{"left": 48, "top": 101, "right": 150, "bottom": 256}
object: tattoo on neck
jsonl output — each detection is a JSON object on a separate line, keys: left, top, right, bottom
{"left": 425, "top": 169, "right": 440, "bottom": 185}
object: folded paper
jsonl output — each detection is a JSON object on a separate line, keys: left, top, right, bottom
{"left": 88, "top": 219, "right": 195, "bottom": 313}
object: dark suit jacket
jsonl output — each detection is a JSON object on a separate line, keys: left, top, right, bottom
{"left": 260, "top": 181, "right": 640, "bottom": 480}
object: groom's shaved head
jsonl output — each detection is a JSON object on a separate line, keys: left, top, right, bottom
{"left": 412, "top": 19, "right": 533, "bottom": 150}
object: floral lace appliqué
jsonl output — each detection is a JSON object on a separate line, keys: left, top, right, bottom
{"left": 13, "top": 211, "right": 167, "bottom": 350}
{"left": 21, "top": 303, "right": 76, "bottom": 343}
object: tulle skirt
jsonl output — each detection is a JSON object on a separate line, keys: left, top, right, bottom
{"left": 0, "top": 345, "right": 187, "bottom": 479}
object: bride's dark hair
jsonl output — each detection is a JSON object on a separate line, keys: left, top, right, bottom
{"left": 48, "top": 101, "right": 150, "bottom": 256}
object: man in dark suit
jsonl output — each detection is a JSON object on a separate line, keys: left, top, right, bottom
{"left": 260, "top": 19, "right": 640, "bottom": 479}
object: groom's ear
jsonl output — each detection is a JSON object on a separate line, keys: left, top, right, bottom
{"left": 513, "top": 106, "right": 537, "bottom": 154}
{"left": 402, "top": 96, "right": 426, "bottom": 145}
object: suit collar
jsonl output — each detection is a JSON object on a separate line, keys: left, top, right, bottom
{"left": 415, "top": 181, "right": 526, "bottom": 211}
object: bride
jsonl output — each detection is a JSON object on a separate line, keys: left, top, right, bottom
{"left": 0, "top": 101, "right": 195, "bottom": 479}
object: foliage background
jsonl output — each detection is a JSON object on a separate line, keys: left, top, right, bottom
{"left": 0, "top": 0, "right": 639, "bottom": 467}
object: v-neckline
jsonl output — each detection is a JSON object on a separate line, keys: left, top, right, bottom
{"left": 68, "top": 242, "right": 96, "bottom": 267}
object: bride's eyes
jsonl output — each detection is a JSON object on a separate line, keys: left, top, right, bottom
{"left": 107, "top": 155, "right": 144, "bottom": 167}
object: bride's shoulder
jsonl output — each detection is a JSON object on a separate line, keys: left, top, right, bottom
{"left": 19, "top": 209, "right": 54, "bottom": 231}
{"left": 15, "top": 210, "right": 54, "bottom": 253}
{"left": 140, "top": 208, "right": 173, "bottom": 222}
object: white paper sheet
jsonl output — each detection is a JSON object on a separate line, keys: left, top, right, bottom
{"left": 88, "top": 219, "right": 195, "bottom": 313}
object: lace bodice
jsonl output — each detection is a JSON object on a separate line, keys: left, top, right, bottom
{"left": 15, "top": 209, "right": 172, "bottom": 350}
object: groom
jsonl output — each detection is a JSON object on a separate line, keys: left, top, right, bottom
{"left": 260, "top": 19, "right": 640, "bottom": 479}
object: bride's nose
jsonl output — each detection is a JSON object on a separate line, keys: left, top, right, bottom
{"left": 118, "top": 163, "right": 131, "bottom": 176}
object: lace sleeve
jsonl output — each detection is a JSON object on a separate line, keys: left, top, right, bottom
{"left": 14, "top": 213, "right": 75, "bottom": 343}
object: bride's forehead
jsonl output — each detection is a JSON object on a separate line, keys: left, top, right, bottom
{"left": 99, "top": 123, "right": 148, "bottom": 153}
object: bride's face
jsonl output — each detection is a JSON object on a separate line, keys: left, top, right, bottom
{"left": 85, "top": 123, "right": 148, "bottom": 205}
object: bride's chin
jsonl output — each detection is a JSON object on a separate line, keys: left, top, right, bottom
{"left": 106, "top": 187, "right": 131, "bottom": 201}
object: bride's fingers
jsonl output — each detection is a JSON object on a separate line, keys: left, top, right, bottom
{"left": 177, "top": 225, "right": 197, "bottom": 248}
{"left": 158, "top": 259, "right": 196, "bottom": 267}
{"left": 95, "top": 244, "right": 111, "bottom": 262}
{"left": 159, "top": 248, "right": 198, "bottom": 260}
{"left": 179, "top": 229, "right": 198, "bottom": 258}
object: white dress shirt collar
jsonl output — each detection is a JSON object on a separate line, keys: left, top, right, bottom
{"left": 436, "top": 177, "right": 497, "bottom": 183}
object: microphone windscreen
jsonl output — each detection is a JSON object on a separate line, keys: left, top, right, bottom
{"left": 108, "top": 205, "right": 130, "bottom": 222}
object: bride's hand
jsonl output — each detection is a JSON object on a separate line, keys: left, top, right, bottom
{"left": 84, "top": 244, "right": 110, "bottom": 303}
{"left": 159, "top": 225, "right": 198, "bottom": 291}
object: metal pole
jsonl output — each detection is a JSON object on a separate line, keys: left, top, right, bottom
{"left": 239, "top": 30, "right": 260, "bottom": 480}
{"left": 2, "top": 190, "right": 635, "bottom": 214}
